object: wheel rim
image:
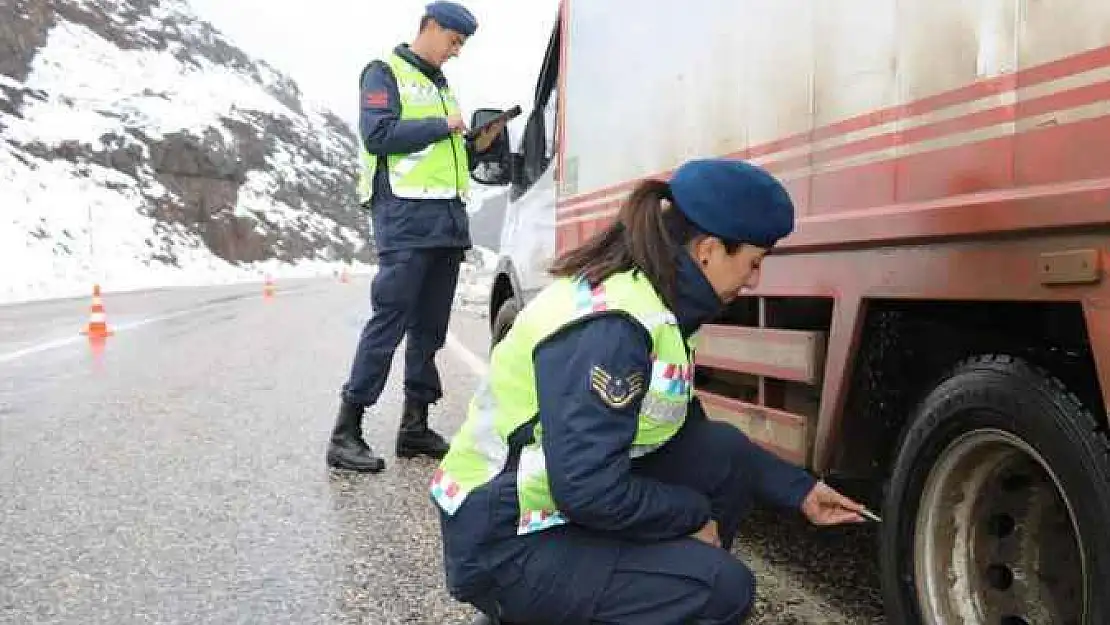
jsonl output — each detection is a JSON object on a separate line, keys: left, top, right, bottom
{"left": 913, "top": 428, "right": 1086, "bottom": 625}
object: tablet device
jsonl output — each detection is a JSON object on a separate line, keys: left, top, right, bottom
{"left": 465, "top": 105, "right": 522, "bottom": 141}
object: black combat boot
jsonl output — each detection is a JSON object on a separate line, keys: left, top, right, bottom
{"left": 396, "top": 398, "right": 450, "bottom": 459}
{"left": 326, "top": 401, "right": 385, "bottom": 472}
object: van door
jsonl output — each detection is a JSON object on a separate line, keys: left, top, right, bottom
{"left": 500, "top": 22, "right": 561, "bottom": 303}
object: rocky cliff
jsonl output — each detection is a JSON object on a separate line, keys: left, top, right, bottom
{"left": 0, "top": 0, "right": 372, "bottom": 303}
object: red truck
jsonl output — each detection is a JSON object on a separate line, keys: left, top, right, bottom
{"left": 467, "top": 1, "right": 1110, "bottom": 622}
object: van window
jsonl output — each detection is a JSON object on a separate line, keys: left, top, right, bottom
{"left": 513, "top": 82, "right": 558, "bottom": 198}
{"left": 511, "top": 20, "right": 561, "bottom": 201}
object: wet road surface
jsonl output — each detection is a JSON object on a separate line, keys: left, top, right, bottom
{"left": 0, "top": 277, "right": 884, "bottom": 624}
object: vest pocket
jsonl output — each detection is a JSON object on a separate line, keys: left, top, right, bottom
{"left": 441, "top": 470, "right": 524, "bottom": 603}
{"left": 441, "top": 489, "right": 497, "bottom": 602}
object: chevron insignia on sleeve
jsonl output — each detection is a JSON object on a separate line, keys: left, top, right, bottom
{"left": 590, "top": 365, "right": 646, "bottom": 409}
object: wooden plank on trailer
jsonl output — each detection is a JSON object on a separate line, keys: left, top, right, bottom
{"left": 694, "top": 325, "right": 827, "bottom": 385}
{"left": 697, "top": 390, "right": 809, "bottom": 466}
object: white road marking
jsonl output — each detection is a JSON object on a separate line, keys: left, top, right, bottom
{"left": 445, "top": 331, "right": 489, "bottom": 378}
{"left": 0, "top": 307, "right": 216, "bottom": 365}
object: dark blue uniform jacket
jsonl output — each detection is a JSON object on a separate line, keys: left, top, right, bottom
{"left": 440, "top": 251, "right": 818, "bottom": 601}
{"left": 360, "top": 44, "right": 476, "bottom": 252}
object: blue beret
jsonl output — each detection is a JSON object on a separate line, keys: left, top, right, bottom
{"left": 425, "top": 2, "right": 478, "bottom": 36}
{"left": 668, "top": 158, "right": 795, "bottom": 248}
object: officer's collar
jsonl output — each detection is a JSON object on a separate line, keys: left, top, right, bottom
{"left": 672, "top": 250, "right": 723, "bottom": 338}
{"left": 395, "top": 44, "right": 447, "bottom": 86}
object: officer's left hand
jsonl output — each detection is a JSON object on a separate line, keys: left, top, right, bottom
{"left": 800, "top": 481, "right": 866, "bottom": 526}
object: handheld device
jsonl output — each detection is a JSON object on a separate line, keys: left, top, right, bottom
{"left": 465, "top": 105, "right": 522, "bottom": 141}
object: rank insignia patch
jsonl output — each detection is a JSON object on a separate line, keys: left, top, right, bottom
{"left": 590, "top": 366, "right": 646, "bottom": 409}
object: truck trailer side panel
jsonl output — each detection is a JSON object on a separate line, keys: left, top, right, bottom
{"left": 557, "top": 0, "right": 1110, "bottom": 247}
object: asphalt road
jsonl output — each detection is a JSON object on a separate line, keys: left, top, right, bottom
{"left": 0, "top": 276, "right": 884, "bottom": 624}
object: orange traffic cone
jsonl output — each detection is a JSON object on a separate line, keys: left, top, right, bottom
{"left": 80, "top": 284, "right": 113, "bottom": 338}
{"left": 87, "top": 334, "right": 108, "bottom": 363}
{"left": 263, "top": 275, "right": 275, "bottom": 298}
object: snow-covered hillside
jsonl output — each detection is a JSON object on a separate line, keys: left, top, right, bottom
{"left": 0, "top": 0, "right": 373, "bottom": 304}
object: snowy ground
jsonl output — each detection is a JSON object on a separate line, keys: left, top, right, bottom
{"left": 0, "top": 140, "right": 375, "bottom": 306}
{"left": 453, "top": 245, "right": 498, "bottom": 317}
{"left": 0, "top": 241, "right": 497, "bottom": 310}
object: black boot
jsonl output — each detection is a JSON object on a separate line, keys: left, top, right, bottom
{"left": 396, "top": 399, "right": 450, "bottom": 459}
{"left": 326, "top": 401, "right": 385, "bottom": 472}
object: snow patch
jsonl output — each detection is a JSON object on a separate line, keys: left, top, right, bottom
{"left": 14, "top": 20, "right": 298, "bottom": 146}
{"left": 0, "top": 6, "right": 369, "bottom": 306}
{"left": 454, "top": 246, "right": 498, "bottom": 316}
{"left": 0, "top": 144, "right": 371, "bottom": 306}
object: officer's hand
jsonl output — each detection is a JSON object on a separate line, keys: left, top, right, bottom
{"left": 447, "top": 114, "right": 467, "bottom": 133}
{"left": 475, "top": 119, "right": 508, "bottom": 153}
{"left": 690, "top": 518, "right": 720, "bottom": 547}
{"left": 800, "top": 482, "right": 866, "bottom": 526}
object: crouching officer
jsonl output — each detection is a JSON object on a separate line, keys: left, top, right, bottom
{"left": 327, "top": 1, "right": 507, "bottom": 473}
{"left": 430, "top": 158, "right": 868, "bottom": 624}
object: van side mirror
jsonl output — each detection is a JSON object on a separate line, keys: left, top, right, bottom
{"left": 469, "top": 108, "right": 512, "bottom": 186}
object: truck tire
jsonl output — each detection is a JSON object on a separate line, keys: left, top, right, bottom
{"left": 879, "top": 354, "right": 1110, "bottom": 625}
{"left": 491, "top": 298, "right": 519, "bottom": 351}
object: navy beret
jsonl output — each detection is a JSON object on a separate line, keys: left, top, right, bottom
{"left": 425, "top": 2, "right": 478, "bottom": 37}
{"left": 668, "top": 158, "right": 795, "bottom": 248}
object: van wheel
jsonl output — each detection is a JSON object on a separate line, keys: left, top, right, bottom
{"left": 491, "top": 298, "right": 519, "bottom": 350}
{"left": 880, "top": 354, "right": 1110, "bottom": 625}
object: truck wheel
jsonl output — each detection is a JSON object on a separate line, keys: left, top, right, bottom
{"left": 880, "top": 354, "right": 1110, "bottom": 625}
{"left": 491, "top": 298, "right": 519, "bottom": 350}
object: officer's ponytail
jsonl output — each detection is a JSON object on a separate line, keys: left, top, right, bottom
{"left": 549, "top": 179, "right": 698, "bottom": 308}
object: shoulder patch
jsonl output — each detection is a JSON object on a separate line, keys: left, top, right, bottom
{"left": 590, "top": 365, "right": 646, "bottom": 410}
{"left": 364, "top": 90, "right": 390, "bottom": 108}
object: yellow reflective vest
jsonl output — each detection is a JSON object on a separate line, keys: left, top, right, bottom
{"left": 357, "top": 52, "right": 470, "bottom": 204}
{"left": 431, "top": 270, "right": 694, "bottom": 535}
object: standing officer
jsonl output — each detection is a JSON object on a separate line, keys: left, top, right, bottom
{"left": 327, "top": 2, "right": 507, "bottom": 473}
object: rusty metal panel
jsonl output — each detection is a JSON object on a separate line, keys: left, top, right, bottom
{"left": 803, "top": 0, "right": 899, "bottom": 217}
{"left": 739, "top": 0, "right": 816, "bottom": 155}
{"left": 694, "top": 325, "right": 828, "bottom": 385}
{"left": 811, "top": 1, "right": 899, "bottom": 127}
{"left": 899, "top": 0, "right": 1018, "bottom": 101}
{"left": 560, "top": 0, "right": 813, "bottom": 199}
{"left": 558, "top": 0, "right": 1110, "bottom": 244}
{"left": 896, "top": 0, "right": 1019, "bottom": 204}
{"left": 1015, "top": 0, "right": 1110, "bottom": 188}
{"left": 698, "top": 390, "right": 809, "bottom": 466}
{"left": 1020, "top": 0, "right": 1110, "bottom": 68}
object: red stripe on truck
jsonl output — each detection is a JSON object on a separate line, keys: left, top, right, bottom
{"left": 556, "top": 44, "right": 1110, "bottom": 214}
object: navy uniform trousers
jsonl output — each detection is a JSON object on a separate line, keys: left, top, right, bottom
{"left": 342, "top": 247, "right": 463, "bottom": 407}
{"left": 468, "top": 418, "right": 759, "bottom": 625}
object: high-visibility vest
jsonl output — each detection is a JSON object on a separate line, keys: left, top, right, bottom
{"left": 431, "top": 270, "right": 694, "bottom": 535}
{"left": 357, "top": 53, "right": 469, "bottom": 204}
